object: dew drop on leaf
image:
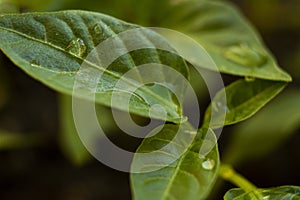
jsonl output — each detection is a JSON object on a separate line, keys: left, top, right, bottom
{"left": 224, "top": 44, "right": 268, "bottom": 67}
{"left": 30, "top": 61, "right": 40, "bottom": 68}
{"left": 184, "top": 130, "right": 197, "bottom": 135}
{"left": 66, "top": 38, "right": 86, "bottom": 57}
{"left": 245, "top": 76, "right": 256, "bottom": 82}
{"left": 212, "top": 101, "right": 229, "bottom": 113}
{"left": 202, "top": 158, "right": 215, "bottom": 170}
{"left": 262, "top": 196, "right": 270, "bottom": 200}
{"left": 94, "top": 23, "right": 103, "bottom": 35}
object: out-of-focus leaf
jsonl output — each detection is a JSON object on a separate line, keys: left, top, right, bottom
{"left": 0, "top": 0, "right": 19, "bottom": 13}
{"left": 61, "top": 0, "right": 171, "bottom": 26}
{"left": 0, "top": 130, "right": 46, "bottom": 150}
{"left": 162, "top": 0, "right": 291, "bottom": 82}
{"left": 9, "top": 0, "right": 59, "bottom": 11}
{"left": 0, "top": 11, "right": 189, "bottom": 123}
{"left": 203, "top": 79, "right": 286, "bottom": 129}
{"left": 131, "top": 125, "right": 219, "bottom": 200}
{"left": 59, "top": 94, "right": 119, "bottom": 165}
{"left": 223, "top": 89, "right": 300, "bottom": 166}
{"left": 58, "top": 94, "right": 91, "bottom": 165}
{"left": 224, "top": 186, "right": 300, "bottom": 200}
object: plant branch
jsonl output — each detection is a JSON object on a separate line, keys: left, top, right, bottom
{"left": 219, "top": 164, "right": 263, "bottom": 199}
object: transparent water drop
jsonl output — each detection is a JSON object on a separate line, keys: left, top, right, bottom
{"left": 94, "top": 23, "right": 103, "bottom": 35}
{"left": 212, "top": 102, "right": 219, "bottom": 112}
{"left": 202, "top": 158, "right": 215, "bottom": 170}
{"left": 224, "top": 44, "right": 268, "bottom": 67}
{"left": 212, "top": 101, "right": 229, "bottom": 113}
{"left": 29, "top": 61, "right": 40, "bottom": 68}
{"left": 245, "top": 76, "right": 256, "bottom": 82}
{"left": 66, "top": 38, "right": 86, "bottom": 57}
{"left": 263, "top": 195, "right": 270, "bottom": 200}
{"left": 184, "top": 130, "right": 197, "bottom": 135}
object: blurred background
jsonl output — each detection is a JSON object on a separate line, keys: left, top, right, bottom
{"left": 0, "top": 0, "right": 299, "bottom": 199}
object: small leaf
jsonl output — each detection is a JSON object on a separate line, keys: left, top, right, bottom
{"left": 0, "top": 11, "right": 189, "bottom": 123}
{"left": 223, "top": 89, "right": 300, "bottom": 165}
{"left": 131, "top": 124, "right": 220, "bottom": 200}
{"left": 203, "top": 79, "right": 286, "bottom": 129}
{"left": 162, "top": 0, "right": 291, "bottom": 82}
{"left": 224, "top": 186, "right": 300, "bottom": 200}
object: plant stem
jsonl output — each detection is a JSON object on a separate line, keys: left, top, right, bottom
{"left": 219, "top": 164, "right": 263, "bottom": 199}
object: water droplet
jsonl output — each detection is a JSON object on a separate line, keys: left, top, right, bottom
{"left": 212, "top": 102, "right": 219, "bottom": 112}
{"left": 66, "top": 38, "right": 86, "bottom": 57}
{"left": 202, "top": 158, "right": 215, "bottom": 170}
{"left": 30, "top": 61, "right": 40, "bottom": 68}
{"left": 212, "top": 101, "right": 229, "bottom": 113}
{"left": 224, "top": 44, "right": 268, "bottom": 67}
{"left": 184, "top": 130, "right": 197, "bottom": 135}
{"left": 245, "top": 76, "right": 256, "bottom": 82}
{"left": 263, "top": 195, "right": 270, "bottom": 200}
{"left": 94, "top": 23, "right": 103, "bottom": 35}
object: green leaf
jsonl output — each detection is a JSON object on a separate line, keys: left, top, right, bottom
{"left": 0, "top": 11, "right": 189, "bottom": 123}
{"left": 203, "top": 79, "right": 286, "bottom": 129}
{"left": 0, "top": 0, "right": 19, "bottom": 14}
{"left": 224, "top": 186, "right": 300, "bottom": 200}
{"left": 59, "top": 94, "right": 120, "bottom": 165}
{"left": 131, "top": 124, "right": 219, "bottom": 200}
{"left": 60, "top": 0, "right": 171, "bottom": 27}
{"left": 223, "top": 89, "right": 300, "bottom": 166}
{"left": 9, "top": 0, "right": 58, "bottom": 11}
{"left": 58, "top": 94, "right": 91, "bottom": 165}
{"left": 162, "top": 0, "right": 291, "bottom": 82}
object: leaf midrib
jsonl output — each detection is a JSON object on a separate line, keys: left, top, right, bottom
{"left": 161, "top": 134, "right": 195, "bottom": 200}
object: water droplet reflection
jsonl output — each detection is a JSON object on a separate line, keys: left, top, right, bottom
{"left": 202, "top": 158, "right": 215, "bottom": 170}
{"left": 245, "top": 76, "right": 256, "bottom": 82}
{"left": 94, "top": 23, "right": 103, "bottom": 35}
{"left": 66, "top": 38, "right": 86, "bottom": 57}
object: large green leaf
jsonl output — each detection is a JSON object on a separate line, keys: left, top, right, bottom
{"left": 0, "top": 11, "right": 189, "bottom": 123}
{"left": 223, "top": 89, "right": 300, "bottom": 166}
{"left": 224, "top": 186, "right": 300, "bottom": 200}
{"left": 161, "top": 0, "right": 291, "bottom": 82}
{"left": 131, "top": 124, "right": 219, "bottom": 200}
{"left": 203, "top": 79, "right": 286, "bottom": 129}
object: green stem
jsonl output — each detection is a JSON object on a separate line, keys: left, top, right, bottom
{"left": 219, "top": 164, "right": 263, "bottom": 199}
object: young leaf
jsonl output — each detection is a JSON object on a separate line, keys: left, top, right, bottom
{"left": 224, "top": 186, "right": 300, "bottom": 200}
{"left": 223, "top": 89, "right": 300, "bottom": 166}
{"left": 0, "top": 11, "right": 189, "bottom": 123}
{"left": 131, "top": 124, "right": 219, "bottom": 200}
{"left": 162, "top": 0, "right": 292, "bottom": 82}
{"left": 203, "top": 79, "right": 286, "bottom": 129}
